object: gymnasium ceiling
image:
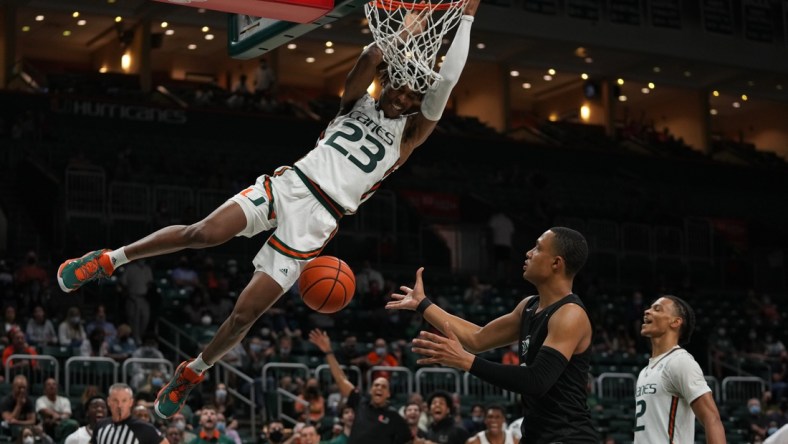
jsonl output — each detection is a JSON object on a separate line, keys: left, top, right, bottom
{"left": 13, "top": 0, "right": 788, "bottom": 117}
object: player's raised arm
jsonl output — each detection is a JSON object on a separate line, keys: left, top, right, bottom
{"left": 308, "top": 329, "right": 354, "bottom": 398}
{"left": 401, "top": 0, "right": 480, "bottom": 154}
{"left": 339, "top": 44, "right": 384, "bottom": 116}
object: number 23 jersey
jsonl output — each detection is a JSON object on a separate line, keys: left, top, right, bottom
{"left": 634, "top": 347, "right": 711, "bottom": 444}
{"left": 295, "top": 94, "right": 406, "bottom": 214}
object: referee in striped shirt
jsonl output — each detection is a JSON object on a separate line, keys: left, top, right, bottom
{"left": 91, "top": 383, "right": 167, "bottom": 444}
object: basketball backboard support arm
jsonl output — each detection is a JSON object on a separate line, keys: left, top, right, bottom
{"left": 228, "top": 0, "right": 368, "bottom": 59}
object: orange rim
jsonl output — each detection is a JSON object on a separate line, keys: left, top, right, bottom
{"left": 372, "top": 0, "right": 464, "bottom": 11}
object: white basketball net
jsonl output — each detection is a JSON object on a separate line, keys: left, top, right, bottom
{"left": 364, "top": 0, "right": 468, "bottom": 93}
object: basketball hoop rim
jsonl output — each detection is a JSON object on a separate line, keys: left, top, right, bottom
{"left": 371, "top": 0, "right": 464, "bottom": 11}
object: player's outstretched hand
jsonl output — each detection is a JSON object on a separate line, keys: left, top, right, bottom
{"left": 412, "top": 322, "right": 475, "bottom": 371}
{"left": 463, "top": 0, "right": 480, "bottom": 16}
{"left": 386, "top": 267, "right": 427, "bottom": 312}
{"left": 308, "top": 329, "right": 332, "bottom": 354}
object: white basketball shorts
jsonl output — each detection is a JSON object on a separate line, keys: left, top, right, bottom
{"left": 229, "top": 167, "right": 340, "bottom": 291}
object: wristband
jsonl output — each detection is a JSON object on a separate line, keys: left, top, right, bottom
{"left": 416, "top": 298, "right": 434, "bottom": 314}
{"left": 325, "top": 351, "right": 334, "bottom": 356}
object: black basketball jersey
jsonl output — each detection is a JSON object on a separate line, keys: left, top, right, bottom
{"left": 518, "top": 294, "right": 597, "bottom": 444}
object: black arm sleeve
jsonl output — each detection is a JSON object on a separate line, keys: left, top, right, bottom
{"left": 469, "top": 346, "right": 569, "bottom": 398}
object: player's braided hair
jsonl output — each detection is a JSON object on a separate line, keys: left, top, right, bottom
{"left": 662, "top": 295, "right": 695, "bottom": 345}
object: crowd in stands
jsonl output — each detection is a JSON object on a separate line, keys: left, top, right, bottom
{"left": 0, "top": 244, "right": 786, "bottom": 443}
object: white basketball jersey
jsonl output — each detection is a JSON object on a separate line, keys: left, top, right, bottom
{"left": 634, "top": 347, "right": 711, "bottom": 444}
{"left": 474, "top": 430, "right": 515, "bottom": 444}
{"left": 295, "top": 94, "right": 406, "bottom": 213}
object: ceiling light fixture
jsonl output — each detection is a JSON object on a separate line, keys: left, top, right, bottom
{"left": 165, "top": 29, "right": 174, "bottom": 35}
{"left": 72, "top": 12, "right": 80, "bottom": 18}
{"left": 547, "top": 68, "right": 556, "bottom": 75}
{"left": 617, "top": 78, "right": 624, "bottom": 85}
{"left": 202, "top": 26, "right": 209, "bottom": 32}
{"left": 325, "top": 48, "right": 335, "bottom": 54}
{"left": 205, "top": 34, "right": 214, "bottom": 40}
{"left": 77, "top": 19, "right": 86, "bottom": 26}
{"left": 161, "top": 22, "right": 168, "bottom": 28}
{"left": 22, "top": 25, "right": 30, "bottom": 32}
{"left": 710, "top": 109, "right": 718, "bottom": 115}
{"left": 732, "top": 101, "right": 741, "bottom": 108}
{"left": 35, "top": 15, "right": 44, "bottom": 21}
{"left": 581, "top": 73, "right": 588, "bottom": 80}
{"left": 522, "top": 82, "right": 531, "bottom": 89}
{"left": 188, "top": 44, "right": 197, "bottom": 50}
{"left": 287, "top": 43, "right": 297, "bottom": 49}
{"left": 648, "top": 82, "right": 655, "bottom": 89}
{"left": 325, "top": 41, "right": 333, "bottom": 47}
{"left": 115, "top": 16, "right": 122, "bottom": 22}
{"left": 476, "top": 42, "right": 485, "bottom": 49}
{"left": 63, "top": 30, "right": 71, "bottom": 36}
{"left": 584, "top": 57, "right": 593, "bottom": 64}
{"left": 306, "top": 57, "right": 316, "bottom": 63}
{"left": 712, "top": 90, "right": 719, "bottom": 97}
{"left": 641, "top": 87, "right": 650, "bottom": 94}
{"left": 653, "top": 66, "right": 661, "bottom": 73}
{"left": 543, "top": 74, "right": 553, "bottom": 81}
{"left": 618, "top": 95, "right": 627, "bottom": 102}
{"left": 510, "top": 70, "right": 520, "bottom": 77}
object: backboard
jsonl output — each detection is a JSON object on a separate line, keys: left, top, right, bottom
{"left": 227, "top": 0, "right": 367, "bottom": 59}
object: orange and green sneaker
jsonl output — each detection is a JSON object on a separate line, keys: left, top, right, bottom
{"left": 154, "top": 360, "right": 205, "bottom": 419}
{"left": 57, "top": 249, "right": 114, "bottom": 293}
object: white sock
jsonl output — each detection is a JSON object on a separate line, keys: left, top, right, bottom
{"left": 107, "top": 247, "right": 129, "bottom": 269}
{"left": 187, "top": 354, "right": 212, "bottom": 374}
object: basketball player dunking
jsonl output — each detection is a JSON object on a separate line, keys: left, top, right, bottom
{"left": 57, "top": 0, "right": 481, "bottom": 419}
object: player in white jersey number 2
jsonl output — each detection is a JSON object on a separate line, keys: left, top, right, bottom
{"left": 636, "top": 296, "right": 726, "bottom": 443}
{"left": 57, "top": 0, "right": 481, "bottom": 420}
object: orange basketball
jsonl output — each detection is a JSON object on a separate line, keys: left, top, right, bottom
{"left": 298, "top": 256, "right": 356, "bottom": 313}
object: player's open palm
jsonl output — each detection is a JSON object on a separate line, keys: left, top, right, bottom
{"left": 412, "top": 322, "right": 474, "bottom": 371}
{"left": 386, "top": 267, "right": 426, "bottom": 311}
{"left": 308, "top": 329, "right": 332, "bottom": 354}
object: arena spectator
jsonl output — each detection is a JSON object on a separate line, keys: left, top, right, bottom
{"left": 80, "top": 328, "right": 109, "bottom": 357}
{"left": 190, "top": 405, "right": 234, "bottom": 444}
{"left": 741, "top": 397, "right": 769, "bottom": 442}
{"left": 2, "top": 305, "right": 19, "bottom": 340}
{"left": 466, "top": 405, "right": 518, "bottom": 444}
{"left": 461, "top": 404, "right": 485, "bottom": 436}
{"left": 86, "top": 305, "right": 117, "bottom": 342}
{"left": 36, "top": 377, "right": 78, "bottom": 441}
{"left": 216, "top": 413, "right": 241, "bottom": 444}
{"left": 25, "top": 305, "right": 57, "bottom": 348}
{"left": 14, "top": 251, "right": 48, "bottom": 302}
{"left": 63, "top": 396, "right": 107, "bottom": 444}
{"left": 425, "top": 391, "right": 468, "bottom": 444}
{"left": 2, "top": 328, "right": 37, "bottom": 369}
{"left": 294, "top": 378, "right": 325, "bottom": 424}
{"left": 0, "top": 375, "right": 36, "bottom": 429}
{"left": 403, "top": 402, "right": 427, "bottom": 441}
{"left": 58, "top": 307, "right": 86, "bottom": 348}
{"left": 171, "top": 412, "right": 196, "bottom": 443}
{"left": 108, "top": 324, "right": 137, "bottom": 361}
{"left": 120, "top": 259, "right": 154, "bottom": 343}
{"left": 334, "top": 335, "right": 365, "bottom": 367}
{"left": 298, "top": 424, "right": 320, "bottom": 444}
{"left": 309, "top": 329, "right": 410, "bottom": 444}
{"left": 365, "top": 338, "right": 399, "bottom": 380}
